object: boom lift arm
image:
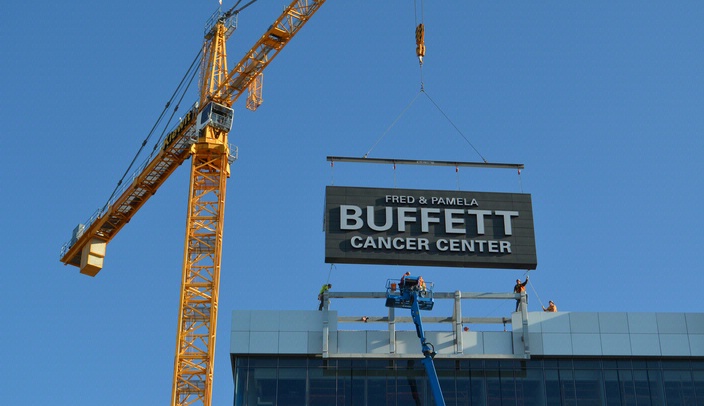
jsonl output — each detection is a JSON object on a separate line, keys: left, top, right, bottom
{"left": 60, "top": 2, "right": 327, "bottom": 406}
{"left": 386, "top": 277, "right": 447, "bottom": 406}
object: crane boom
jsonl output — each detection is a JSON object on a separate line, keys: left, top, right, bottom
{"left": 60, "top": 1, "right": 327, "bottom": 405}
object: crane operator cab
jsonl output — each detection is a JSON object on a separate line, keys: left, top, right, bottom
{"left": 196, "top": 101, "right": 234, "bottom": 135}
{"left": 385, "top": 275, "right": 434, "bottom": 311}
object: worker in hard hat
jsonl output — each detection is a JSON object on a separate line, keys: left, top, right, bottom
{"left": 400, "top": 271, "right": 411, "bottom": 288}
{"left": 318, "top": 283, "right": 332, "bottom": 311}
{"left": 513, "top": 276, "right": 529, "bottom": 312}
{"left": 418, "top": 276, "right": 426, "bottom": 291}
{"left": 543, "top": 300, "right": 557, "bottom": 312}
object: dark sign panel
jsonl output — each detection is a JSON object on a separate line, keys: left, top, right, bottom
{"left": 324, "top": 186, "right": 537, "bottom": 269}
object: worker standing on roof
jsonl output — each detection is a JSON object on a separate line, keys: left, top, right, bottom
{"left": 513, "top": 276, "right": 529, "bottom": 312}
{"left": 543, "top": 300, "right": 557, "bottom": 312}
{"left": 318, "top": 283, "right": 332, "bottom": 311}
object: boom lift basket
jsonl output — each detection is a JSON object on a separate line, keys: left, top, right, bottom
{"left": 385, "top": 277, "right": 434, "bottom": 311}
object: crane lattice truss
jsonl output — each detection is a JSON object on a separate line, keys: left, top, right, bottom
{"left": 172, "top": 147, "right": 228, "bottom": 405}
{"left": 60, "top": 1, "right": 327, "bottom": 406}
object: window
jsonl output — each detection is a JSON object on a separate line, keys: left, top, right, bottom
{"left": 232, "top": 356, "right": 704, "bottom": 405}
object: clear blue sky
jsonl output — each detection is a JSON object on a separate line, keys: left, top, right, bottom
{"left": 2, "top": 1, "right": 703, "bottom": 404}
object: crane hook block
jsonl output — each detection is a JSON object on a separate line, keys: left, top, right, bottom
{"left": 415, "top": 23, "right": 426, "bottom": 64}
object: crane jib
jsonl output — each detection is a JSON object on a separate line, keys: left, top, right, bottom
{"left": 162, "top": 105, "right": 198, "bottom": 151}
{"left": 60, "top": 112, "right": 202, "bottom": 273}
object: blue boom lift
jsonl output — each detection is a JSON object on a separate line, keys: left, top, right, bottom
{"left": 385, "top": 275, "right": 446, "bottom": 406}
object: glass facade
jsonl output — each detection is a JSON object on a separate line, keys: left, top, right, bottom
{"left": 233, "top": 356, "right": 704, "bottom": 406}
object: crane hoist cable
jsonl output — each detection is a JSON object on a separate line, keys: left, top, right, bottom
{"left": 101, "top": 49, "right": 203, "bottom": 212}
{"left": 224, "top": 0, "right": 260, "bottom": 18}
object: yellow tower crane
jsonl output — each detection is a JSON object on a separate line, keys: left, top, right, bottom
{"left": 59, "top": 1, "right": 327, "bottom": 405}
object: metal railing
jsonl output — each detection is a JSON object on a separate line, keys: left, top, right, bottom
{"left": 320, "top": 287, "right": 531, "bottom": 359}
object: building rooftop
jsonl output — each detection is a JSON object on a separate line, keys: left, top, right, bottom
{"left": 231, "top": 290, "right": 704, "bottom": 359}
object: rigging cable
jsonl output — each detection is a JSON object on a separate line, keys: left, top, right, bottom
{"left": 363, "top": 0, "right": 424, "bottom": 159}
{"left": 525, "top": 270, "right": 546, "bottom": 310}
{"left": 363, "top": 88, "right": 488, "bottom": 163}
{"left": 414, "top": 0, "right": 487, "bottom": 163}
{"left": 325, "top": 263, "right": 336, "bottom": 285}
{"left": 455, "top": 165, "right": 460, "bottom": 190}
{"left": 329, "top": 159, "right": 335, "bottom": 185}
{"left": 517, "top": 168, "right": 524, "bottom": 193}
{"left": 421, "top": 90, "right": 488, "bottom": 163}
{"left": 101, "top": 48, "right": 203, "bottom": 212}
{"left": 363, "top": 92, "right": 423, "bottom": 159}
{"left": 364, "top": 0, "right": 487, "bottom": 164}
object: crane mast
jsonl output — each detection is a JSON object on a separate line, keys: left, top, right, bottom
{"left": 175, "top": 1, "right": 327, "bottom": 403}
{"left": 171, "top": 14, "right": 233, "bottom": 406}
{"left": 60, "top": 1, "right": 327, "bottom": 405}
